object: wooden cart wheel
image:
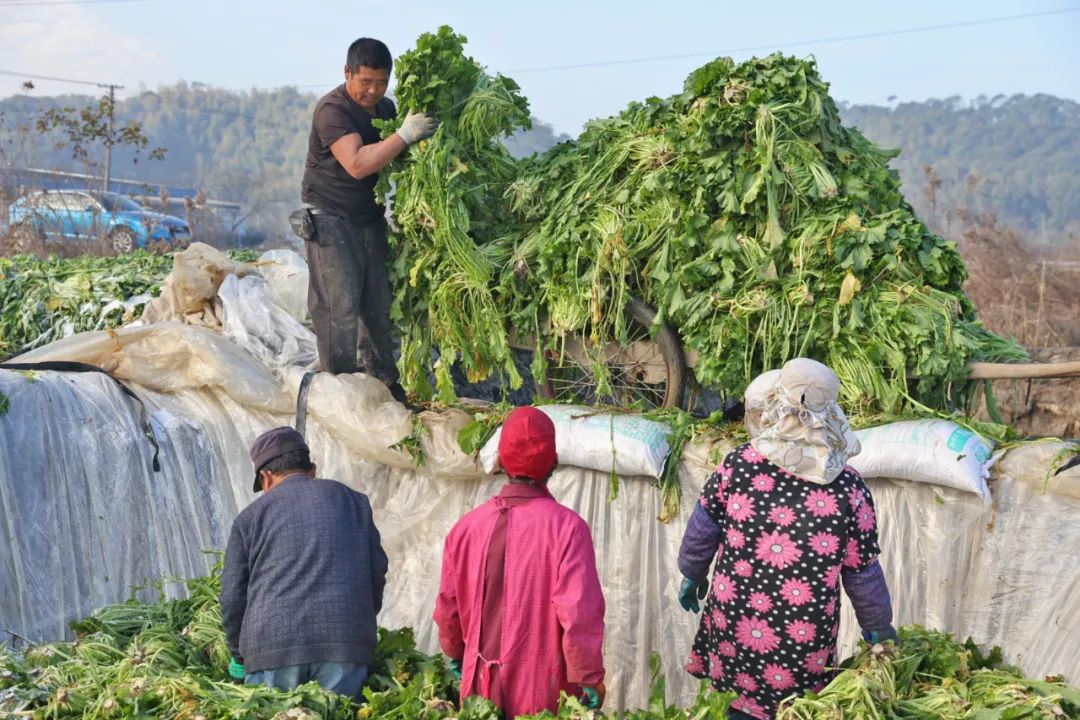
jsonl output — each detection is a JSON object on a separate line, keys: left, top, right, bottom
{"left": 538, "top": 297, "right": 686, "bottom": 409}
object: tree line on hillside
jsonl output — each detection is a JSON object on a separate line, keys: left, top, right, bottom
{"left": 839, "top": 94, "right": 1079, "bottom": 247}
{"left": 0, "top": 84, "right": 1074, "bottom": 247}
{"left": 0, "top": 82, "right": 568, "bottom": 241}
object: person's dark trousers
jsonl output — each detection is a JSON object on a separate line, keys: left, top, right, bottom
{"left": 306, "top": 213, "right": 399, "bottom": 390}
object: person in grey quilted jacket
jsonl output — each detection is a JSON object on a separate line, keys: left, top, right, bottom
{"left": 221, "top": 427, "right": 388, "bottom": 700}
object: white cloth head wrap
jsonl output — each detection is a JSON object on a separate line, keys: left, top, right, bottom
{"left": 750, "top": 358, "right": 860, "bottom": 484}
{"left": 743, "top": 369, "right": 781, "bottom": 439}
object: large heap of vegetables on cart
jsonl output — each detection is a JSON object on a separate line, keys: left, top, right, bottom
{"left": 378, "top": 26, "right": 1023, "bottom": 415}
{"left": 2, "top": 27, "right": 1025, "bottom": 420}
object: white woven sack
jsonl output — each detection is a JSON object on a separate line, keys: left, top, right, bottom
{"left": 480, "top": 405, "right": 672, "bottom": 479}
{"left": 848, "top": 419, "right": 996, "bottom": 500}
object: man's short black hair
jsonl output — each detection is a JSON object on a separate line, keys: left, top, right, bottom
{"left": 347, "top": 38, "right": 392, "bottom": 72}
{"left": 261, "top": 449, "right": 314, "bottom": 476}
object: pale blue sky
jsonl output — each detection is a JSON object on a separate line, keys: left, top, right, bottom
{"left": 1, "top": 0, "right": 1077, "bottom": 133}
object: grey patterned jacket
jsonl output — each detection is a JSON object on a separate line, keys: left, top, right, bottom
{"left": 221, "top": 474, "right": 388, "bottom": 672}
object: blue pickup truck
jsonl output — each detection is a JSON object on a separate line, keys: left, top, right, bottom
{"left": 5, "top": 189, "right": 192, "bottom": 254}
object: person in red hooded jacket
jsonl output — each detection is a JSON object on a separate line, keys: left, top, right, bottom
{"left": 434, "top": 407, "right": 606, "bottom": 718}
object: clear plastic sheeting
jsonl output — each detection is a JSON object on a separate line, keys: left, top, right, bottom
{"left": 19, "top": 324, "right": 294, "bottom": 414}
{"left": 1, "top": 245, "right": 1079, "bottom": 710}
{"left": 217, "top": 273, "right": 318, "bottom": 371}
{"left": 256, "top": 249, "right": 310, "bottom": 325}
{"left": 0, "top": 370, "right": 232, "bottom": 642}
{"left": 140, "top": 243, "right": 256, "bottom": 327}
{"left": 833, "top": 442, "right": 1080, "bottom": 684}
{"left": 951, "top": 443, "right": 1080, "bottom": 680}
{"left": 286, "top": 369, "right": 486, "bottom": 481}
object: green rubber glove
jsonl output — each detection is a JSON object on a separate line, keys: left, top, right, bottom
{"left": 449, "top": 658, "right": 462, "bottom": 680}
{"left": 678, "top": 576, "right": 709, "bottom": 613}
{"left": 228, "top": 657, "right": 245, "bottom": 680}
{"left": 862, "top": 625, "right": 899, "bottom": 646}
{"left": 582, "top": 683, "right": 605, "bottom": 709}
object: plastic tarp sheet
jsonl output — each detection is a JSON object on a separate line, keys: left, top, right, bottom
{"left": 2, "top": 243, "right": 1080, "bottom": 709}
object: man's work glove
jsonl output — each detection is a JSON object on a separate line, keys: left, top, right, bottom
{"left": 862, "top": 625, "right": 899, "bottom": 646}
{"left": 678, "top": 576, "right": 709, "bottom": 613}
{"left": 582, "top": 682, "right": 606, "bottom": 709}
{"left": 396, "top": 111, "right": 438, "bottom": 145}
{"left": 228, "top": 657, "right": 245, "bottom": 681}
{"left": 449, "top": 658, "right": 462, "bottom": 680}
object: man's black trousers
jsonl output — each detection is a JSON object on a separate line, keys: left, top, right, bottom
{"left": 305, "top": 214, "right": 399, "bottom": 387}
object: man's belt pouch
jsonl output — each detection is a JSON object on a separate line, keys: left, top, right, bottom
{"left": 288, "top": 208, "right": 315, "bottom": 241}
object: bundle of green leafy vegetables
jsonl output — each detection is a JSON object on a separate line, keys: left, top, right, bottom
{"left": 0, "top": 564, "right": 736, "bottom": 720}
{"left": 778, "top": 626, "right": 1080, "bottom": 719}
{"left": 380, "top": 27, "right": 1025, "bottom": 414}
{"left": 2, "top": 568, "right": 1075, "bottom": 719}
{"left": 375, "top": 26, "right": 532, "bottom": 403}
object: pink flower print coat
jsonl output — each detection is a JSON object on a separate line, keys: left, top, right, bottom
{"left": 685, "top": 444, "right": 881, "bottom": 719}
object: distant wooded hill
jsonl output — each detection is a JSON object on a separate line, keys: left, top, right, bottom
{"left": 839, "top": 95, "right": 1079, "bottom": 247}
{"left": 0, "top": 83, "right": 568, "bottom": 240}
{"left": 1, "top": 85, "right": 1074, "bottom": 246}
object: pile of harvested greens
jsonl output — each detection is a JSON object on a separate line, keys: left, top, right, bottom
{"left": 2, "top": 568, "right": 1076, "bottom": 719}
{"left": 380, "top": 27, "right": 1025, "bottom": 414}
{"left": 2, "top": 28, "right": 1029, "bottom": 418}
{"left": 0, "top": 250, "right": 258, "bottom": 359}
{"left": 0, "top": 252, "right": 173, "bottom": 358}
{"left": 778, "top": 626, "right": 1080, "bottom": 719}
{"left": 0, "top": 565, "right": 736, "bottom": 719}
{"left": 0, "top": 563, "right": 463, "bottom": 720}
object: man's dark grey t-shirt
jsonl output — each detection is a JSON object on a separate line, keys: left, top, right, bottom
{"left": 301, "top": 85, "right": 396, "bottom": 225}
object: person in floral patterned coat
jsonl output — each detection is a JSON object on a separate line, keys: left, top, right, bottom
{"left": 677, "top": 359, "right": 896, "bottom": 720}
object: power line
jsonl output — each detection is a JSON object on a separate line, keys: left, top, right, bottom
{"left": 0, "top": 76, "right": 261, "bottom": 122}
{"left": 0, "top": 0, "right": 147, "bottom": 6}
{"left": 0, "top": 68, "right": 316, "bottom": 106}
{"left": 507, "top": 7, "right": 1080, "bottom": 73}
{"left": 0, "top": 68, "right": 113, "bottom": 88}
{"left": 264, "top": 7, "right": 1080, "bottom": 88}
{"left": 2, "top": 6, "right": 1075, "bottom": 100}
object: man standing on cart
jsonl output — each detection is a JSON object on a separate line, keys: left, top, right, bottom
{"left": 298, "top": 37, "right": 437, "bottom": 403}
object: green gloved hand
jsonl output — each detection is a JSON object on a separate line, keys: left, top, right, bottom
{"left": 862, "top": 625, "right": 899, "bottom": 646}
{"left": 449, "top": 658, "right": 462, "bottom": 680}
{"left": 678, "top": 576, "right": 709, "bottom": 613}
{"left": 228, "top": 657, "right": 245, "bottom": 680}
{"left": 582, "top": 683, "right": 606, "bottom": 709}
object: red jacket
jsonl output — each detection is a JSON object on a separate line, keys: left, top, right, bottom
{"left": 434, "top": 483, "right": 606, "bottom": 718}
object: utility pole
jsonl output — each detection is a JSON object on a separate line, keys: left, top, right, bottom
{"left": 98, "top": 83, "right": 123, "bottom": 194}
